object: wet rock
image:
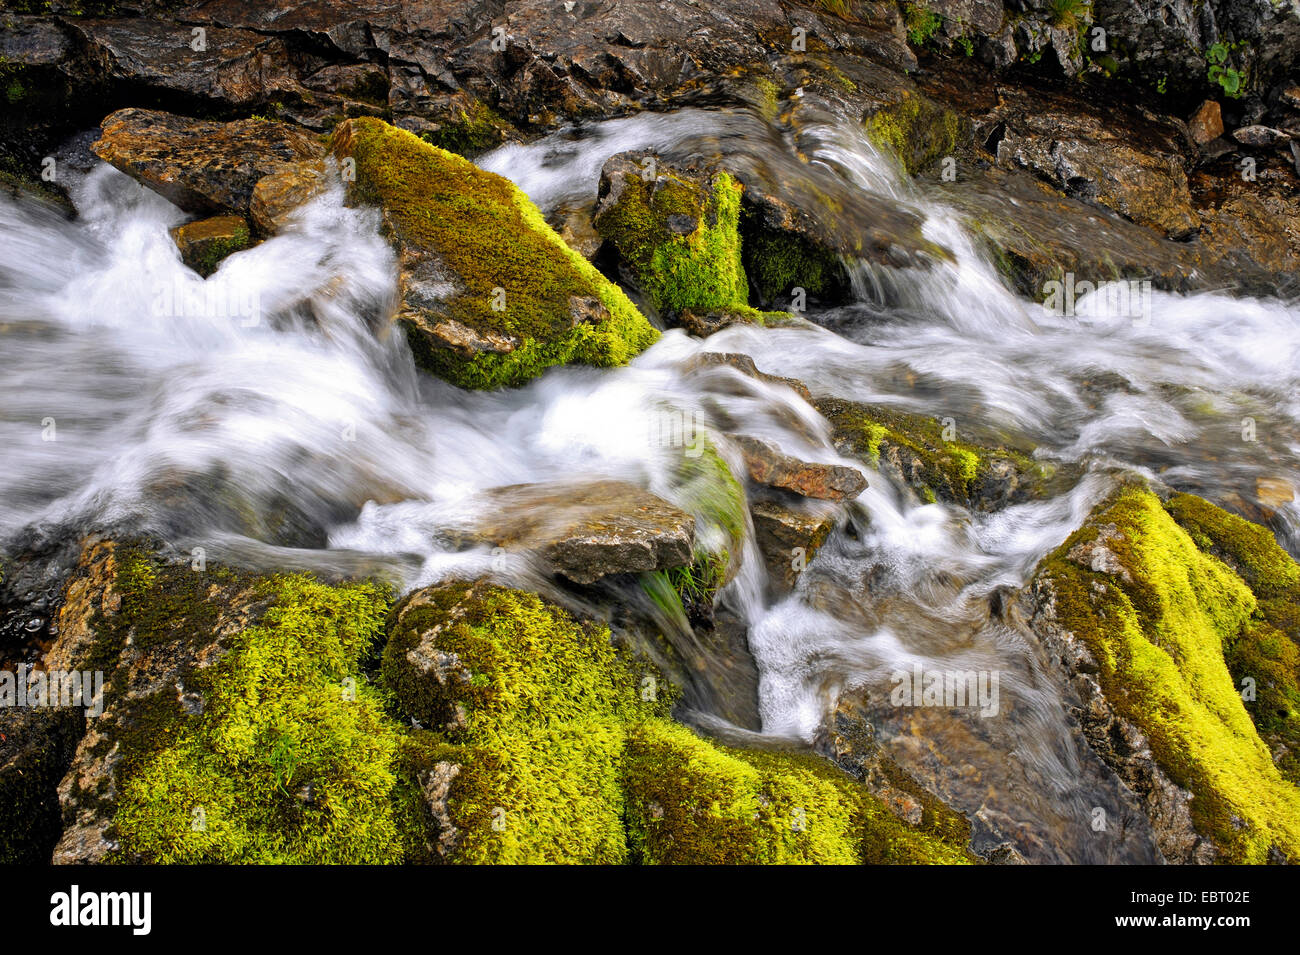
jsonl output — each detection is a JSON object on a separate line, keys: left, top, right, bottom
{"left": 1023, "top": 488, "right": 1300, "bottom": 863}
{"left": 750, "top": 498, "right": 836, "bottom": 593}
{"left": 682, "top": 352, "right": 812, "bottom": 401}
{"left": 0, "top": 706, "right": 82, "bottom": 864}
{"left": 732, "top": 435, "right": 867, "bottom": 502}
{"left": 329, "top": 117, "right": 658, "bottom": 389}
{"left": 1233, "top": 124, "right": 1290, "bottom": 147}
{"left": 249, "top": 159, "right": 329, "bottom": 235}
{"left": 459, "top": 480, "right": 695, "bottom": 585}
{"left": 988, "top": 86, "right": 1196, "bottom": 235}
{"left": 678, "top": 308, "right": 764, "bottom": 338}
{"left": 71, "top": 17, "right": 304, "bottom": 107}
{"left": 169, "top": 214, "right": 252, "bottom": 277}
{"left": 92, "top": 108, "right": 326, "bottom": 215}
{"left": 1256, "top": 476, "right": 1296, "bottom": 510}
{"left": 1189, "top": 100, "right": 1224, "bottom": 146}
{"left": 815, "top": 396, "right": 1060, "bottom": 509}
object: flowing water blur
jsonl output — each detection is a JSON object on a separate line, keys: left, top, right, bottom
{"left": 2, "top": 106, "right": 1298, "bottom": 862}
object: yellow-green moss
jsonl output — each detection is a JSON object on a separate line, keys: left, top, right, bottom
{"left": 863, "top": 92, "right": 965, "bottom": 176}
{"left": 1164, "top": 493, "right": 1300, "bottom": 783}
{"left": 1039, "top": 488, "right": 1300, "bottom": 861}
{"left": 381, "top": 582, "right": 664, "bottom": 863}
{"left": 383, "top": 580, "right": 974, "bottom": 864}
{"left": 331, "top": 118, "right": 659, "bottom": 389}
{"left": 593, "top": 164, "right": 751, "bottom": 316}
{"left": 108, "top": 568, "right": 414, "bottom": 864}
{"left": 623, "top": 719, "right": 974, "bottom": 864}
{"left": 815, "top": 396, "right": 1053, "bottom": 507}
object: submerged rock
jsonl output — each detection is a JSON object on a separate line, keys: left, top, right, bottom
{"left": 92, "top": 109, "right": 326, "bottom": 216}
{"left": 455, "top": 480, "right": 695, "bottom": 585}
{"left": 329, "top": 117, "right": 659, "bottom": 389}
{"left": 1023, "top": 487, "right": 1300, "bottom": 863}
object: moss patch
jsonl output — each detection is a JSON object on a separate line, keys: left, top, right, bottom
{"left": 741, "top": 210, "right": 849, "bottom": 306}
{"left": 815, "top": 396, "right": 1056, "bottom": 508}
{"left": 863, "top": 92, "right": 965, "bottom": 176}
{"left": 1038, "top": 488, "right": 1300, "bottom": 861}
{"left": 1165, "top": 493, "right": 1300, "bottom": 783}
{"left": 593, "top": 160, "right": 751, "bottom": 316}
{"left": 331, "top": 117, "right": 659, "bottom": 390}
{"left": 92, "top": 551, "right": 418, "bottom": 864}
{"left": 382, "top": 581, "right": 663, "bottom": 863}
{"left": 623, "top": 719, "right": 974, "bottom": 864}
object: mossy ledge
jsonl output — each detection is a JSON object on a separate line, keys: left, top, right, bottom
{"left": 815, "top": 396, "right": 1059, "bottom": 509}
{"left": 1032, "top": 488, "right": 1300, "bottom": 862}
{"left": 383, "top": 579, "right": 975, "bottom": 864}
{"left": 330, "top": 118, "right": 659, "bottom": 390}
{"left": 862, "top": 92, "right": 967, "bottom": 177}
{"left": 80, "top": 547, "right": 424, "bottom": 864}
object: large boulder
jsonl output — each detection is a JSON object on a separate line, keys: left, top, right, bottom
{"left": 1023, "top": 487, "right": 1300, "bottom": 863}
{"left": 329, "top": 117, "right": 660, "bottom": 389}
{"left": 92, "top": 108, "right": 326, "bottom": 216}
{"left": 383, "top": 578, "right": 976, "bottom": 864}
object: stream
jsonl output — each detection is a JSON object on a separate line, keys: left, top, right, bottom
{"left": 2, "top": 106, "right": 1298, "bottom": 863}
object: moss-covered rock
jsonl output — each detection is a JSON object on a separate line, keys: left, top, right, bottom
{"left": 1164, "top": 493, "right": 1300, "bottom": 785}
{"left": 1029, "top": 487, "right": 1300, "bottom": 863}
{"left": 382, "top": 580, "right": 663, "bottom": 864}
{"left": 169, "top": 214, "right": 252, "bottom": 277}
{"left": 815, "top": 396, "right": 1058, "bottom": 509}
{"left": 623, "top": 719, "right": 974, "bottom": 864}
{"left": 48, "top": 541, "right": 423, "bottom": 864}
{"left": 592, "top": 151, "right": 758, "bottom": 320}
{"left": 329, "top": 118, "right": 659, "bottom": 390}
{"left": 863, "top": 92, "right": 967, "bottom": 177}
{"left": 383, "top": 579, "right": 975, "bottom": 864}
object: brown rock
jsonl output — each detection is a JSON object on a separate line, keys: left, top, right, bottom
{"left": 750, "top": 499, "right": 836, "bottom": 593}
{"left": 1257, "top": 476, "right": 1296, "bottom": 509}
{"left": 1188, "top": 100, "right": 1224, "bottom": 146}
{"left": 249, "top": 159, "right": 329, "bottom": 235}
{"left": 732, "top": 435, "right": 867, "bottom": 501}
{"left": 169, "top": 214, "right": 252, "bottom": 277}
{"left": 457, "top": 479, "right": 695, "bottom": 584}
{"left": 93, "top": 108, "right": 326, "bottom": 215}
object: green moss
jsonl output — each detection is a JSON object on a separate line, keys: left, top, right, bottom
{"left": 106, "top": 566, "right": 416, "bottom": 864}
{"left": 1039, "top": 488, "right": 1300, "bottom": 861}
{"left": 422, "top": 100, "right": 512, "bottom": 158}
{"left": 863, "top": 93, "right": 965, "bottom": 176}
{"left": 382, "top": 582, "right": 665, "bottom": 863}
{"left": 623, "top": 719, "right": 974, "bottom": 864}
{"left": 1164, "top": 493, "right": 1300, "bottom": 783}
{"left": 593, "top": 163, "right": 751, "bottom": 316}
{"left": 815, "top": 396, "right": 1053, "bottom": 508}
{"left": 741, "top": 215, "right": 848, "bottom": 306}
{"left": 331, "top": 118, "right": 659, "bottom": 390}
{"left": 662, "top": 438, "right": 747, "bottom": 609}
{"left": 382, "top": 580, "right": 973, "bottom": 864}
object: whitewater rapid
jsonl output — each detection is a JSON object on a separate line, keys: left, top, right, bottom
{"left": 2, "top": 106, "right": 1298, "bottom": 861}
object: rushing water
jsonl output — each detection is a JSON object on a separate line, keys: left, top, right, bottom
{"left": 2, "top": 106, "right": 1298, "bottom": 862}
